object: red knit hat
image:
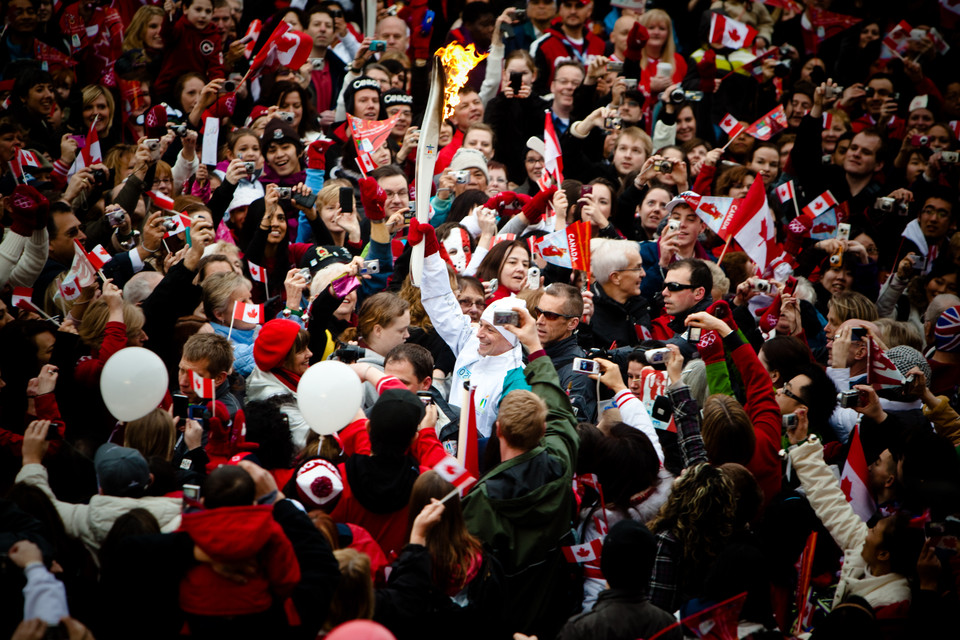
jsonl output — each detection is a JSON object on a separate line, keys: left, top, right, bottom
{"left": 254, "top": 319, "right": 302, "bottom": 372}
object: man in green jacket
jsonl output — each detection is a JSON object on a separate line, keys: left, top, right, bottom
{"left": 462, "top": 306, "right": 581, "bottom": 640}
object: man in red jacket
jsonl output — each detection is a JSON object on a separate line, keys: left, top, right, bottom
{"left": 530, "top": 0, "right": 604, "bottom": 93}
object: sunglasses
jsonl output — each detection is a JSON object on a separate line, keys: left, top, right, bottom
{"left": 535, "top": 307, "right": 577, "bottom": 321}
{"left": 664, "top": 281, "right": 696, "bottom": 292}
{"left": 781, "top": 386, "right": 806, "bottom": 405}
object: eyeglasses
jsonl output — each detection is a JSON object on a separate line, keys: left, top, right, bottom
{"left": 458, "top": 298, "right": 485, "bottom": 309}
{"left": 664, "top": 281, "right": 696, "bottom": 292}
{"left": 920, "top": 206, "right": 951, "bottom": 220}
{"left": 535, "top": 307, "right": 577, "bottom": 321}
{"left": 615, "top": 267, "right": 645, "bottom": 273}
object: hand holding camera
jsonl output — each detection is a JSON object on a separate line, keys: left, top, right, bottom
{"left": 496, "top": 305, "right": 541, "bottom": 352}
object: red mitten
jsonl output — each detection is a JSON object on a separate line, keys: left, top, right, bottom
{"left": 521, "top": 186, "right": 557, "bottom": 224}
{"left": 307, "top": 139, "right": 335, "bottom": 171}
{"left": 707, "top": 300, "right": 738, "bottom": 332}
{"left": 697, "top": 329, "right": 725, "bottom": 365}
{"left": 758, "top": 295, "right": 782, "bottom": 332}
{"left": 484, "top": 191, "right": 518, "bottom": 212}
{"left": 144, "top": 105, "right": 167, "bottom": 138}
{"left": 10, "top": 185, "right": 49, "bottom": 236}
{"left": 359, "top": 176, "right": 386, "bottom": 221}
{"left": 202, "top": 93, "right": 236, "bottom": 121}
{"left": 698, "top": 50, "right": 717, "bottom": 93}
{"left": 624, "top": 22, "right": 649, "bottom": 62}
{"left": 784, "top": 212, "right": 814, "bottom": 256}
{"left": 407, "top": 218, "right": 439, "bottom": 257}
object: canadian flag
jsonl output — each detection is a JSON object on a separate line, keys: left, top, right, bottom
{"left": 243, "top": 19, "right": 262, "bottom": 59}
{"left": 163, "top": 213, "right": 193, "bottom": 238}
{"left": 147, "top": 190, "right": 176, "bottom": 211}
{"left": 719, "top": 113, "right": 745, "bottom": 140}
{"left": 744, "top": 104, "right": 788, "bottom": 141}
{"left": 248, "top": 261, "right": 266, "bottom": 283}
{"left": 433, "top": 455, "right": 477, "bottom": 496}
{"left": 840, "top": 425, "right": 876, "bottom": 522}
{"left": 457, "top": 386, "right": 480, "bottom": 479}
{"left": 18, "top": 149, "right": 41, "bottom": 168}
{"left": 562, "top": 537, "right": 603, "bottom": 564}
{"left": 709, "top": 12, "right": 757, "bottom": 50}
{"left": 730, "top": 176, "right": 780, "bottom": 271}
{"left": 801, "top": 191, "right": 838, "bottom": 217}
{"left": 881, "top": 20, "right": 912, "bottom": 59}
{"left": 776, "top": 180, "right": 796, "bottom": 204}
{"left": 538, "top": 110, "right": 564, "bottom": 191}
{"left": 248, "top": 21, "right": 313, "bottom": 79}
{"left": 11, "top": 286, "right": 33, "bottom": 309}
{"left": 822, "top": 110, "right": 834, "bottom": 132}
{"left": 233, "top": 301, "right": 264, "bottom": 324}
{"left": 867, "top": 338, "right": 907, "bottom": 390}
{"left": 191, "top": 370, "right": 216, "bottom": 399}
{"left": 57, "top": 277, "right": 81, "bottom": 301}
{"left": 68, "top": 240, "right": 98, "bottom": 288}
{"left": 67, "top": 118, "right": 102, "bottom": 178}
{"left": 86, "top": 244, "right": 113, "bottom": 270}
{"left": 695, "top": 195, "right": 740, "bottom": 239}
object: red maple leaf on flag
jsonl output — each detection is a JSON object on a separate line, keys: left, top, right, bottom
{"left": 840, "top": 476, "right": 853, "bottom": 502}
{"left": 246, "top": 309, "right": 258, "bottom": 319}
{"left": 275, "top": 34, "right": 296, "bottom": 54}
{"left": 576, "top": 547, "right": 591, "bottom": 558}
{"left": 63, "top": 285, "right": 75, "bottom": 296}
{"left": 813, "top": 200, "right": 824, "bottom": 211}
{"left": 759, "top": 216, "right": 769, "bottom": 240}
{"left": 727, "top": 28, "right": 742, "bottom": 42}
{"left": 442, "top": 462, "right": 456, "bottom": 476}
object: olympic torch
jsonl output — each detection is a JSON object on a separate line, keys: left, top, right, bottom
{"left": 410, "top": 44, "right": 487, "bottom": 286}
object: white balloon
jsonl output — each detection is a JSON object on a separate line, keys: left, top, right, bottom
{"left": 99, "top": 347, "right": 169, "bottom": 422}
{"left": 297, "top": 361, "right": 362, "bottom": 435}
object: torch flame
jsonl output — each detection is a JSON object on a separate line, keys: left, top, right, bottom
{"left": 436, "top": 43, "right": 488, "bottom": 120}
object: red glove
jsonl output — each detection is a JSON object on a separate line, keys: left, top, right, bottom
{"left": 10, "top": 185, "right": 49, "bottom": 236}
{"left": 407, "top": 218, "right": 440, "bottom": 257}
{"left": 624, "top": 22, "right": 649, "bottom": 62}
{"left": 206, "top": 404, "right": 256, "bottom": 457}
{"left": 707, "top": 300, "right": 738, "bottom": 332}
{"left": 698, "top": 50, "right": 717, "bottom": 93}
{"left": 696, "top": 329, "right": 725, "bottom": 365}
{"left": 143, "top": 105, "right": 167, "bottom": 138}
{"left": 359, "top": 176, "right": 387, "bottom": 221}
{"left": 521, "top": 186, "right": 557, "bottom": 224}
{"left": 758, "top": 295, "right": 782, "bottom": 332}
{"left": 784, "top": 213, "right": 814, "bottom": 256}
{"left": 307, "top": 139, "right": 335, "bottom": 171}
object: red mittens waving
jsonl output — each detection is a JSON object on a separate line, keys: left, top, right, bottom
{"left": 307, "top": 139, "right": 335, "bottom": 171}
{"left": 359, "top": 176, "right": 387, "bottom": 221}
{"left": 407, "top": 218, "right": 440, "bottom": 257}
{"left": 521, "top": 185, "right": 558, "bottom": 224}
{"left": 10, "top": 185, "right": 50, "bottom": 237}
{"left": 624, "top": 23, "right": 649, "bottom": 62}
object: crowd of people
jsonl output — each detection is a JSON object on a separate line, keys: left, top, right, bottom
{"left": 1, "top": 0, "right": 960, "bottom": 638}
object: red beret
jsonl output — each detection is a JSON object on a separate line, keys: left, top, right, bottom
{"left": 254, "top": 319, "right": 302, "bottom": 372}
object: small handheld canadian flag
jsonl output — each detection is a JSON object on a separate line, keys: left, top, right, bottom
{"left": 801, "top": 191, "right": 838, "bottom": 216}
{"left": 86, "top": 245, "right": 113, "bottom": 270}
{"left": 146, "top": 190, "right": 176, "bottom": 211}
{"left": 248, "top": 261, "right": 266, "bottom": 283}
{"left": 776, "top": 180, "right": 796, "bottom": 204}
{"left": 562, "top": 537, "right": 603, "bottom": 564}
{"left": 191, "top": 370, "right": 216, "bottom": 399}
{"left": 719, "top": 113, "right": 745, "bottom": 139}
{"left": 233, "top": 301, "right": 264, "bottom": 324}
{"left": 11, "top": 287, "right": 32, "bottom": 309}
{"left": 709, "top": 12, "right": 757, "bottom": 50}
{"left": 433, "top": 455, "right": 477, "bottom": 496}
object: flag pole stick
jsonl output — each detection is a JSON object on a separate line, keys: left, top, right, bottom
{"left": 227, "top": 300, "right": 237, "bottom": 341}
{"left": 720, "top": 130, "right": 741, "bottom": 152}
{"left": 717, "top": 235, "right": 734, "bottom": 263}
{"left": 792, "top": 191, "right": 801, "bottom": 220}
{"left": 8, "top": 161, "right": 19, "bottom": 185}
{"left": 438, "top": 487, "right": 460, "bottom": 504}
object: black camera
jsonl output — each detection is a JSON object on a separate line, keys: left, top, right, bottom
{"left": 653, "top": 159, "right": 673, "bottom": 173}
{"left": 169, "top": 122, "right": 189, "bottom": 137}
{"left": 669, "top": 87, "right": 686, "bottom": 104}
{"left": 221, "top": 80, "right": 237, "bottom": 93}
{"left": 91, "top": 168, "right": 108, "bottom": 186}
{"left": 586, "top": 348, "right": 609, "bottom": 360}
{"left": 333, "top": 344, "right": 363, "bottom": 363}
{"left": 513, "top": 8, "right": 526, "bottom": 21}
{"left": 773, "top": 59, "right": 792, "bottom": 78}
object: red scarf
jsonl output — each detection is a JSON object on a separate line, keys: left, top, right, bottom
{"left": 272, "top": 368, "right": 301, "bottom": 393}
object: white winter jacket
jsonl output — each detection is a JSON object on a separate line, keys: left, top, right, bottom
{"left": 790, "top": 440, "right": 912, "bottom": 612}
{"left": 246, "top": 367, "right": 311, "bottom": 449}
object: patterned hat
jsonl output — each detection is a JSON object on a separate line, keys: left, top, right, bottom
{"left": 295, "top": 458, "right": 343, "bottom": 509}
{"left": 935, "top": 305, "right": 960, "bottom": 353}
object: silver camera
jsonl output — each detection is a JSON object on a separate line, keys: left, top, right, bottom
{"left": 645, "top": 348, "right": 671, "bottom": 364}
{"left": 824, "top": 85, "right": 844, "bottom": 99}
{"left": 360, "top": 259, "right": 380, "bottom": 275}
{"left": 297, "top": 267, "right": 312, "bottom": 284}
{"left": 454, "top": 170, "right": 470, "bottom": 184}
{"left": 106, "top": 209, "right": 126, "bottom": 227}
{"left": 572, "top": 357, "right": 600, "bottom": 375}
{"left": 169, "top": 123, "right": 189, "bottom": 137}
{"left": 276, "top": 111, "right": 295, "bottom": 124}
{"left": 667, "top": 219, "right": 680, "bottom": 233}
{"left": 492, "top": 310, "right": 519, "bottom": 326}
{"left": 309, "top": 58, "right": 325, "bottom": 70}
{"left": 161, "top": 217, "right": 179, "bottom": 231}
{"left": 604, "top": 115, "right": 622, "bottom": 130}
{"left": 875, "top": 197, "right": 908, "bottom": 215}
{"left": 942, "top": 151, "right": 959, "bottom": 164}
{"left": 243, "top": 161, "right": 256, "bottom": 174}
{"left": 276, "top": 187, "right": 293, "bottom": 199}
{"left": 752, "top": 279, "right": 771, "bottom": 293}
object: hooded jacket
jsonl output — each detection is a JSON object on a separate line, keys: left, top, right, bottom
{"left": 420, "top": 252, "right": 524, "bottom": 437}
{"left": 178, "top": 505, "right": 300, "bottom": 617}
{"left": 462, "top": 355, "right": 580, "bottom": 638}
